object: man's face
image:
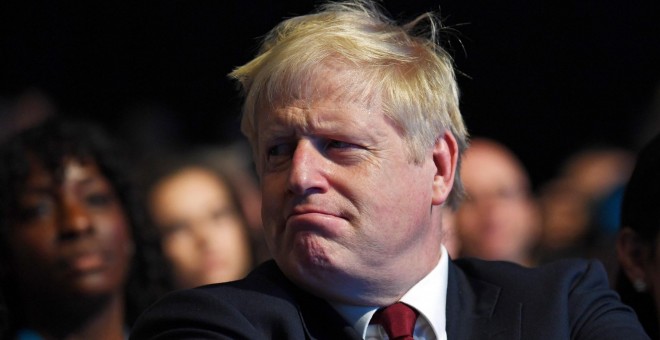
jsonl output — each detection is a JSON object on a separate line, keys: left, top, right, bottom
{"left": 254, "top": 66, "right": 447, "bottom": 305}
{"left": 455, "top": 142, "right": 539, "bottom": 264}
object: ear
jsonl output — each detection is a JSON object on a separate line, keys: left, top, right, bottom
{"left": 431, "top": 131, "right": 459, "bottom": 205}
{"left": 616, "top": 227, "right": 650, "bottom": 285}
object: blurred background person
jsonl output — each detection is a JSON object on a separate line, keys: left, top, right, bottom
{"left": 455, "top": 137, "right": 541, "bottom": 266}
{"left": 0, "top": 118, "right": 167, "bottom": 339}
{"left": 141, "top": 150, "right": 257, "bottom": 289}
{"left": 193, "top": 143, "right": 269, "bottom": 264}
{"left": 616, "top": 132, "right": 660, "bottom": 339}
{"left": 537, "top": 146, "right": 635, "bottom": 282}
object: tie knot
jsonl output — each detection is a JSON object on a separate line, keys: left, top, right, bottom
{"left": 370, "top": 302, "right": 419, "bottom": 340}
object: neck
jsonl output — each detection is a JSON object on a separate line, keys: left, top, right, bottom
{"left": 22, "top": 291, "right": 126, "bottom": 340}
{"left": 321, "top": 247, "right": 443, "bottom": 307}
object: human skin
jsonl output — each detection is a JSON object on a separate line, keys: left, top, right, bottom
{"left": 9, "top": 158, "right": 132, "bottom": 296}
{"left": 149, "top": 167, "right": 252, "bottom": 288}
{"left": 254, "top": 63, "right": 457, "bottom": 306}
{"left": 455, "top": 140, "right": 539, "bottom": 266}
{"left": 8, "top": 158, "right": 132, "bottom": 338}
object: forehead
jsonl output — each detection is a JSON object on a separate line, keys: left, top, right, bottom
{"left": 151, "top": 169, "right": 233, "bottom": 215}
{"left": 24, "top": 156, "right": 105, "bottom": 188}
{"left": 461, "top": 144, "right": 527, "bottom": 188}
{"left": 158, "top": 167, "right": 230, "bottom": 197}
{"left": 261, "top": 60, "right": 380, "bottom": 115}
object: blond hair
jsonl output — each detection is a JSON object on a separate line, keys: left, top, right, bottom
{"left": 230, "top": 0, "right": 468, "bottom": 207}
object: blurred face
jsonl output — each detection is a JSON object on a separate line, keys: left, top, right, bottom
{"left": 254, "top": 65, "right": 450, "bottom": 305}
{"left": 538, "top": 179, "right": 590, "bottom": 249}
{"left": 149, "top": 167, "right": 252, "bottom": 288}
{"left": 455, "top": 141, "right": 539, "bottom": 265}
{"left": 8, "top": 158, "right": 132, "bottom": 299}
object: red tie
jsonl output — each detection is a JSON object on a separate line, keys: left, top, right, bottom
{"left": 370, "top": 302, "right": 419, "bottom": 340}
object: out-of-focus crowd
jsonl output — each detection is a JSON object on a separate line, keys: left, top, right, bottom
{"left": 1, "top": 84, "right": 660, "bottom": 338}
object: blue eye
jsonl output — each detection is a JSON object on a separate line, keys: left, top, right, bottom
{"left": 267, "top": 143, "right": 295, "bottom": 157}
{"left": 326, "top": 140, "right": 353, "bottom": 149}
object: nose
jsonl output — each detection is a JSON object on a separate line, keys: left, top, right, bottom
{"left": 469, "top": 193, "right": 501, "bottom": 218}
{"left": 58, "top": 199, "right": 94, "bottom": 240}
{"left": 193, "top": 223, "right": 213, "bottom": 250}
{"left": 288, "top": 140, "right": 329, "bottom": 195}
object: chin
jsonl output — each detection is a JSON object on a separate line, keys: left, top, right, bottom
{"left": 69, "top": 282, "right": 119, "bottom": 298}
{"left": 277, "top": 247, "right": 332, "bottom": 282}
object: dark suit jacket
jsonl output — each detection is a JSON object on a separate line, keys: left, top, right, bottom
{"left": 130, "top": 258, "right": 649, "bottom": 339}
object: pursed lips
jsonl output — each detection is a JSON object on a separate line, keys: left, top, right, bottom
{"left": 287, "top": 206, "right": 343, "bottom": 220}
{"left": 284, "top": 206, "right": 348, "bottom": 233}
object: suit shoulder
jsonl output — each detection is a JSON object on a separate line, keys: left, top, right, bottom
{"left": 453, "top": 257, "right": 604, "bottom": 288}
{"left": 181, "top": 259, "right": 300, "bottom": 314}
{"left": 130, "top": 261, "right": 305, "bottom": 339}
{"left": 451, "top": 258, "right": 648, "bottom": 339}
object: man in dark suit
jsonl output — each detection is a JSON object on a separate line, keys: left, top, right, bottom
{"left": 130, "top": 1, "right": 648, "bottom": 339}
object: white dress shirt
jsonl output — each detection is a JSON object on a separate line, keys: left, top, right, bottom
{"left": 331, "top": 245, "right": 449, "bottom": 340}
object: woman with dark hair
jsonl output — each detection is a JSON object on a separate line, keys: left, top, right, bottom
{"left": 0, "top": 118, "right": 168, "bottom": 339}
{"left": 141, "top": 150, "right": 256, "bottom": 289}
{"left": 617, "top": 133, "right": 660, "bottom": 339}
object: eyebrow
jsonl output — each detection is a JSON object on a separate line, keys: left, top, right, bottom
{"left": 72, "top": 176, "right": 115, "bottom": 194}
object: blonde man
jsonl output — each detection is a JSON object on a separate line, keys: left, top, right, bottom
{"left": 131, "top": 1, "right": 647, "bottom": 339}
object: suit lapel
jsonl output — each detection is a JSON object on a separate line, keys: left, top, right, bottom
{"left": 266, "top": 259, "right": 521, "bottom": 340}
{"left": 294, "top": 287, "right": 362, "bottom": 340}
{"left": 259, "top": 261, "right": 361, "bottom": 340}
{"left": 446, "top": 260, "right": 521, "bottom": 340}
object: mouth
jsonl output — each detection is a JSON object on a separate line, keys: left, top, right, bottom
{"left": 288, "top": 206, "right": 343, "bottom": 220}
{"left": 59, "top": 247, "right": 109, "bottom": 275}
{"left": 285, "top": 207, "right": 347, "bottom": 237}
{"left": 71, "top": 252, "right": 105, "bottom": 272}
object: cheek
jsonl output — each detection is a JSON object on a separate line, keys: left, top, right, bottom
{"left": 378, "top": 163, "right": 433, "bottom": 208}
{"left": 96, "top": 206, "right": 133, "bottom": 258}
{"left": 110, "top": 216, "right": 131, "bottom": 244}
{"left": 456, "top": 207, "right": 478, "bottom": 230}
{"left": 9, "top": 226, "right": 58, "bottom": 267}
{"left": 163, "top": 235, "right": 195, "bottom": 265}
{"left": 229, "top": 225, "right": 251, "bottom": 258}
{"left": 260, "top": 178, "right": 286, "bottom": 235}
{"left": 261, "top": 179, "right": 282, "bottom": 212}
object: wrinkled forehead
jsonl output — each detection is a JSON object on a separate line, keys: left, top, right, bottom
{"left": 257, "top": 60, "right": 381, "bottom": 116}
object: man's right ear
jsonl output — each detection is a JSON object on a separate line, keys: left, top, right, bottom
{"left": 616, "top": 227, "right": 650, "bottom": 291}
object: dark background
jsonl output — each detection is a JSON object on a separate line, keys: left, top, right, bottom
{"left": 2, "top": 0, "right": 660, "bottom": 189}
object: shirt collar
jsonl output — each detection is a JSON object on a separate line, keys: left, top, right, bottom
{"left": 331, "top": 245, "right": 449, "bottom": 338}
